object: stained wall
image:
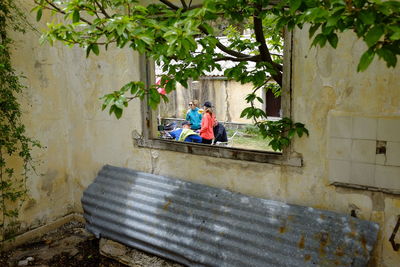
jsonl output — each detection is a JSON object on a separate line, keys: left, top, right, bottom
{"left": 8, "top": 8, "right": 400, "bottom": 266}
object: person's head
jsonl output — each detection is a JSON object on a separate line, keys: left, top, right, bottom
{"left": 203, "top": 101, "right": 213, "bottom": 113}
{"left": 189, "top": 100, "right": 199, "bottom": 110}
{"left": 182, "top": 121, "right": 191, "bottom": 129}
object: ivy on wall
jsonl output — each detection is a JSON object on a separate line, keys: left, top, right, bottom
{"left": 0, "top": 0, "right": 40, "bottom": 241}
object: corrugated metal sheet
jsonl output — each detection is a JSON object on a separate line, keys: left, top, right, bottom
{"left": 82, "top": 165, "right": 379, "bottom": 267}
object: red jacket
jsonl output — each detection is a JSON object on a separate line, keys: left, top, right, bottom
{"left": 200, "top": 112, "right": 215, "bottom": 140}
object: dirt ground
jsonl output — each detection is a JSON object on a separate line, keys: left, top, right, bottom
{"left": 0, "top": 221, "right": 181, "bottom": 267}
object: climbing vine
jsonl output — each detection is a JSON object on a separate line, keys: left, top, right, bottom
{"left": 0, "top": 0, "right": 40, "bottom": 241}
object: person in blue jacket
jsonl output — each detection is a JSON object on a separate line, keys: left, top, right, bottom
{"left": 186, "top": 100, "right": 203, "bottom": 130}
{"left": 169, "top": 121, "right": 202, "bottom": 143}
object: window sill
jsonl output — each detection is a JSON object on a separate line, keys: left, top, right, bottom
{"left": 134, "top": 137, "right": 303, "bottom": 167}
{"left": 332, "top": 182, "right": 400, "bottom": 195}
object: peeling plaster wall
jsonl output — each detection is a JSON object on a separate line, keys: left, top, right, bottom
{"left": 8, "top": 9, "right": 142, "bottom": 231}
{"left": 9, "top": 9, "right": 400, "bottom": 266}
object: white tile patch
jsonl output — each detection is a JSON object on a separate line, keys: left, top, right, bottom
{"left": 327, "top": 114, "right": 400, "bottom": 191}
{"left": 352, "top": 117, "right": 377, "bottom": 140}
{"left": 328, "top": 138, "right": 352, "bottom": 160}
{"left": 386, "top": 142, "right": 400, "bottom": 167}
{"left": 375, "top": 154, "right": 386, "bottom": 165}
{"left": 351, "top": 139, "right": 376, "bottom": 164}
{"left": 329, "top": 115, "right": 352, "bottom": 138}
{"left": 329, "top": 160, "right": 351, "bottom": 184}
{"left": 377, "top": 118, "right": 400, "bottom": 142}
{"left": 350, "top": 162, "right": 375, "bottom": 187}
{"left": 374, "top": 165, "right": 400, "bottom": 190}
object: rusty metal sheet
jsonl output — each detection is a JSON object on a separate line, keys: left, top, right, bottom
{"left": 82, "top": 165, "right": 379, "bottom": 266}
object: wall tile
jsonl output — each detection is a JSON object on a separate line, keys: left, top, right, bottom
{"left": 377, "top": 118, "right": 400, "bottom": 142}
{"left": 351, "top": 139, "right": 376, "bottom": 163}
{"left": 329, "top": 115, "right": 352, "bottom": 138}
{"left": 352, "top": 117, "right": 377, "bottom": 140}
{"left": 328, "top": 138, "right": 352, "bottom": 160}
{"left": 375, "top": 154, "right": 386, "bottom": 165}
{"left": 329, "top": 160, "right": 351, "bottom": 184}
{"left": 386, "top": 142, "right": 400, "bottom": 167}
{"left": 350, "top": 163, "right": 375, "bottom": 187}
{"left": 375, "top": 165, "right": 400, "bottom": 190}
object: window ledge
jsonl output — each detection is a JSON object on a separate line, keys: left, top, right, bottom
{"left": 134, "top": 137, "right": 302, "bottom": 167}
{"left": 332, "top": 182, "right": 400, "bottom": 195}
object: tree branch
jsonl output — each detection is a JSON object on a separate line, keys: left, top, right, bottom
{"left": 160, "top": 0, "right": 180, "bottom": 10}
{"left": 253, "top": 5, "right": 282, "bottom": 86}
{"left": 214, "top": 55, "right": 262, "bottom": 62}
{"left": 180, "top": 0, "right": 187, "bottom": 10}
{"left": 94, "top": 0, "right": 110, "bottom": 18}
{"left": 198, "top": 25, "right": 251, "bottom": 59}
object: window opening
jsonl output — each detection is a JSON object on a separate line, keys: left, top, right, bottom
{"left": 154, "top": 31, "right": 284, "bottom": 152}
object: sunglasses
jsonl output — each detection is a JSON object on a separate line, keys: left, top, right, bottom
{"left": 188, "top": 103, "right": 193, "bottom": 106}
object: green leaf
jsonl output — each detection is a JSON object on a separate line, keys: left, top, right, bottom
{"left": 114, "top": 107, "right": 123, "bottom": 119}
{"left": 327, "top": 33, "right": 338, "bottom": 48}
{"left": 72, "top": 10, "right": 80, "bottom": 23}
{"left": 377, "top": 47, "right": 397, "bottom": 68}
{"left": 86, "top": 45, "right": 92, "bottom": 58}
{"left": 388, "top": 25, "right": 400, "bottom": 41}
{"left": 288, "top": 128, "right": 296, "bottom": 138}
{"left": 36, "top": 8, "right": 43, "bottom": 22}
{"left": 359, "top": 10, "right": 375, "bottom": 25}
{"left": 240, "top": 107, "right": 252, "bottom": 118}
{"left": 365, "top": 25, "right": 384, "bottom": 47}
{"left": 309, "top": 23, "right": 321, "bottom": 38}
{"left": 289, "top": 0, "right": 302, "bottom": 14}
{"left": 91, "top": 44, "right": 99, "bottom": 55}
{"left": 357, "top": 49, "right": 375, "bottom": 72}
{"left": 202, "top": 23, "right": 214, "bottom": 35}
{"left": 311, "top": 34, "right": 327, "bottom": 47}
{"left": 296, "top": 127, "right": 304, "bottom": 137}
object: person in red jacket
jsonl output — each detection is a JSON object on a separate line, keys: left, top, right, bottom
{"left": 200, "top": 101, "right": 215, "bottom": 144}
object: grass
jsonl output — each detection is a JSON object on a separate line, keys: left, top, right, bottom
{"left": 226, "top": 127, "right": 276, "bottom": 152}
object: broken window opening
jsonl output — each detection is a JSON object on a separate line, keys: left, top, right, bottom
{"left": 137, "top": 29, "right": 300, "bottom": 166}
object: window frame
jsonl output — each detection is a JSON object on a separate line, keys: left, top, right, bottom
{"left": 135, "top": 30, "right": 302, "bottom": 167}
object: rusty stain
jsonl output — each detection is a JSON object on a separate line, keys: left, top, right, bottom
{"left": 304, "top": 254, "right": 311, "bottom": 261}
{"left": 163, "top": 199, "right": 172, "bottom": 210}
{"left": 318, "top": 232, "right": 329, "bottom": 256}
{"left": 347, "top": 230, "right": 356, "bottom": 238}
{"left": 335, "top": 247, "right": 345, "bottom": 257}
{"left": 360, "top": 235, "right": 368, "bottom": 254}
{"left": 279, "top": 226, "right": 286, "bottom": 234}
{"left": 298, "top": 235, "right": 305, "bottom": 249}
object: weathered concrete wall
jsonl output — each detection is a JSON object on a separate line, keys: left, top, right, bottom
{"left": 9, "top": 7, "right": 400, "bottom": 266}
{"left": 8, "top": 8, "right": 142, "bottom": 232}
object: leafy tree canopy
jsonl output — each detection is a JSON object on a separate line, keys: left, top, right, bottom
{"left": 33, "top": 0, "right": 399, "bottom": 150}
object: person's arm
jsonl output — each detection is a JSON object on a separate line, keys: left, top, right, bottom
{"left": 185, "top": 112, "right": 190, "bottom": 121}
{"left": 199, "top": 114, "right": 209, "bottom": 134}
{"left": 169, "top": 129, "right": 181, "bottom": 140}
